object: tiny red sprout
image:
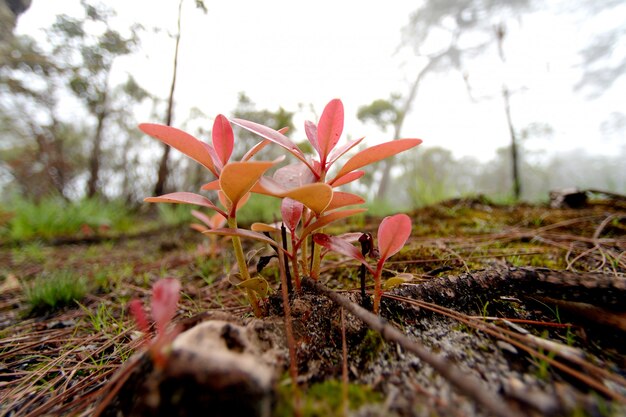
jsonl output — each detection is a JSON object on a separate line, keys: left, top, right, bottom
{"left": 151, "top": 278, "right": 181, "bottom": 336}
{"left": 129, "top": 299, "right": 150, "bottom": 334}
{"left": 377, "top": 214, "right": 412, "bottom": 263}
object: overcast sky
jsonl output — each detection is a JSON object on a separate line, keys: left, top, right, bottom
{"left": 16, "top": 0, "right": 625, "bottom": 162}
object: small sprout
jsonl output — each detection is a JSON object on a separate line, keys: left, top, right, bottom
{"left": 314, "top": 213, "right": 412, "bottom": 313}
{"left": 129, "top": 277, "right": 182, "bottom": 368}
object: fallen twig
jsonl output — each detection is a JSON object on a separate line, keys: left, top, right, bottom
{"left": 301, "top": 276, "right": 524, "bottom": 417}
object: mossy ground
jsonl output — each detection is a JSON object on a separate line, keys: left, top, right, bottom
{"left": 1, "top": 198, "right": 625, "bottom": 416}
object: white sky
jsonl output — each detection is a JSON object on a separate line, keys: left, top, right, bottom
{"left": 15, "top": 0, "right": 626, "bottom": 162}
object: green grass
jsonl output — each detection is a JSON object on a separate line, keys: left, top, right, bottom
{"left": 24, "top": 270, "right": 88, "bottom": 315}
{"left": 2, "top": 196, "right": 135, "bottom": 241}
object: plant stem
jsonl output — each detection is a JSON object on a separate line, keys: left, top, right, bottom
{"left": 311, "top": 239, "right": 322, "bottom": 279}
{"left": 291, "top": 234, "right": 301, "bottom": 291}
{"left": 228, "top": 216, "right": 261, "bottom": 317}
{"left": 278, "top": 234, "right": 301, "bottom": 417}
{"left": 280, "top": 224, "right": 293, "bottom": 294}
{"left": 300, "top": 235, "right": 310, "bottom": 276}
{"left": 373, "top": 262, "right": 384, "bottom": 314}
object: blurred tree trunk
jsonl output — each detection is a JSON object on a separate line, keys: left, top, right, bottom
{"left": 496, "top": 24, "right": 521, "bottom": 200}
{"left": 87, "top": 88, "right": 109, "bottom": 198}
{"left": 153, "top": 0, "right": 183, "bottom": 197}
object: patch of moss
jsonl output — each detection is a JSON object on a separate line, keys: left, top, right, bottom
{"left": 355, "top": 329, "right": 385, "bottom": 365}
{"left": 275, "top": 379, "right": 383, "bottom": 417}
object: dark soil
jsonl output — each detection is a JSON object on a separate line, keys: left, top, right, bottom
{"left": 1, "top": 198, "right": 625, "bottom": 416}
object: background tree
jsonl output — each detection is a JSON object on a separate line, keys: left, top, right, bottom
{"left": 47, "top": 1, "right": 141, "bottom": 197}
{"left": 153, "top": 0, "right": 207, "bottom": 197}
{"left": 0, "top": 33, "right": 83, "bottom": 200}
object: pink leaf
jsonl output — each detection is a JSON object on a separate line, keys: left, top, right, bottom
{"left": 329, "top": 170, "right": 365, "bottom": 187}
{"left": 139, "top": 123, "right": 219, "bottom": 177}
{"left": 330, "top": 139, "right": 422, "bottom": 183}
{"left": 377, "top": 214, "right": 412, "bottom": 262}
{"left": 242, "top": 139, "right": 270, "bottom": 161}
{"left": 191, "top": 209, "right": 213, "bottom": 227}
{"left": 230, "top": 118, "right": 312, "bottom": 170}
{"left": 209, "top": 212, "right": 227, "bottom": 229}
{"left": 281, "top": 198, "right": 303, "bottom": 231}
{"left": 304, "top": 120, "right": 320, "bottom": 156}
{"left": 191, "top": 210, "right": 226, "bottom": 229}
{"left": 151, "top": 278, "right": 181, "bottom": 335}
{"left": 145, "top": 192, "right": 227, "bottom": 218}
{"left": 326, "top": 137, "right": 364, "bottom": 167}
{"left": 129, "top": 299, "right": 150, "bottom": 333}
{"left": 242, "top": 127, "right": 289, "bottom": 161}
{"left": 313, "top": 233, "right": 372, "bottom": 271}
{"left": 300, "top": 208, "right": 366, "bottom": 240}
{"left": 190, "top": 223, "right": 209, "bottom": 233}
{"left": 273, "top": 163, "right": 316, "bottom": 189}
{"left": 317, "top": 99, "right": 344, "bottom": 163}
{"left": 212, "top": 115, "right": 234, "bottom": 166}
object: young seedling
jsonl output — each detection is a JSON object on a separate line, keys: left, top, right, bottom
{"left": 129, "top": 277, "right": 182, "bottom": 368}
{"left": 140, "top": 99, "right": 422, "bottom": 314}
{"left": 313, "top": 213, "right": 412, "bottom": 313}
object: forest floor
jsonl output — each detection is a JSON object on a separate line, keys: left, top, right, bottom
{"left": 1, "top": 196, "right": 625, "bottom": 417}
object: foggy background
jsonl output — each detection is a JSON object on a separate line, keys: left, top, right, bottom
{"left": 1, "top": 0, "right": 624, "bottom": 208}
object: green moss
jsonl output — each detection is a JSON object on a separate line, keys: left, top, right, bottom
{"left": 275, "top": 379, "right": 383, "bottom": 417}
{"left": 24, "top": 270, "right": 87, "bottom": 315}
{"left": 355, "top": 329, "right": 385, "bottom": 364}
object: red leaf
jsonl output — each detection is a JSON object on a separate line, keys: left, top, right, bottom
{"left": 317, "top": 99, "right": 344, "bottom": 163}
{"left": 139, "top": 123, "right": 219, "bottom": 177}
{"left": 329, "top": 170, "right": 365, "bottom": 187}
{"left": 325, "top": 191, "right": 365, "bottom": 211}
{"left": 151, "top": 278, "right": 181, "bottom": 335}
{"left": 281, "top": 198, "right": 303, "bottom": 231}
{"left": 330, "top": 139, "right": 422, "bottom": 183}
{"left": 313, "top": 233, "right": 371, "bottom": 271}
{"left": 212, "top": 115, "right": 234, "bottom": 166}
{"left": 300, "top": 208, "right": 366, "bottom": 240}
{"left": 377, "top": 214, "right": 412, "bottom": 262}
{"left": 145, "top": 192, "right": 227, "bottom": 218}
